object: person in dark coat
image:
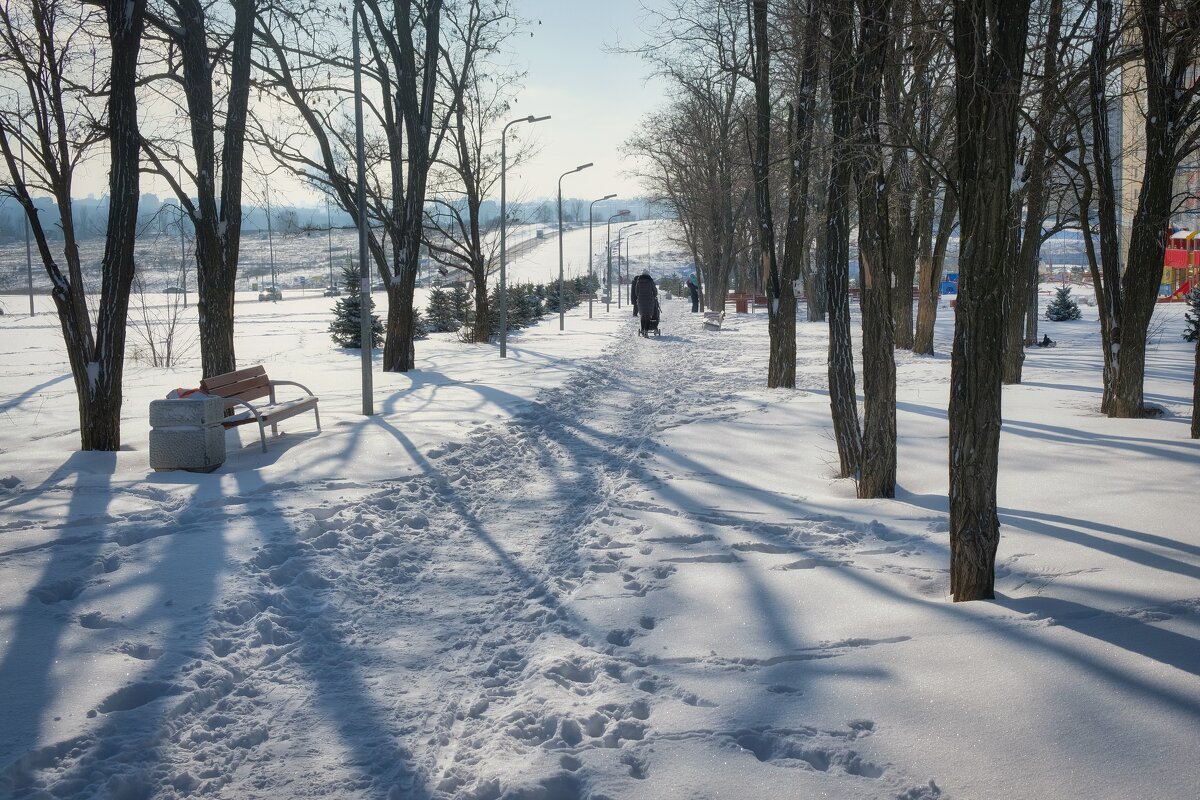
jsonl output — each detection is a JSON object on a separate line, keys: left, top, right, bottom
{"left": 631, "top": 269, "right": 659, "bottom": 336}
{"left": 686, "top": 274, "right": 700, "bottom": 312}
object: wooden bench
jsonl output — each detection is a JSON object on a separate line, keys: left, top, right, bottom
{"left": 847, "top": 286, "right": 921, "bottom": 302}
{"left": 726, "top": 292, "right": 770, "bottom": 313}
{"left": 199, "top": 365, "right": 320, "bottom": 453}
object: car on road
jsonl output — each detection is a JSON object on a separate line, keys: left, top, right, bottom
{"left": 258, "top": 286, "right": 283, "bottom": 302}
{"left": 164, "top": 286, "right": 184, "bottom": 294}
{"left": 323, "top": 286, "right": 341, "bottom": 297}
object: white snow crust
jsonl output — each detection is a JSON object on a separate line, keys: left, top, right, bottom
{"left": 1, "top": 232, "right": 1198, "bottom": 799}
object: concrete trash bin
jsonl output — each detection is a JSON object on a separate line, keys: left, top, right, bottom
{"left": 149, "top": 396, "right": 227, "bottom": 472}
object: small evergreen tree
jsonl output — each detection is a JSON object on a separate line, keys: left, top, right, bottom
{"left": 329, "top": 262, "right": 384, "bottom": 348}
{"left": 1045, "top": 285, "right": 1082, "bottom": 321}
{"left": 543, "top": 279, "right": 582, "bottom": 314}
{"left": 478, "top": 283, "right": 544, "bottom": 340}
{"left": 426, "top": 285, "right": 462, "bottom": 333}
{"left": 451, "top": 282, "right": 472, "bottom": 325}
{"left": 658, "top": 273, "right": 684, "bottom": 295}
{"left": 1184, "top": 286, "right": 1200, "bottom": 344}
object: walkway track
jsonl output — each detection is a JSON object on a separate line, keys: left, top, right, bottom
{"left": 4, "top": 302, "right": 940, "bottom": 799}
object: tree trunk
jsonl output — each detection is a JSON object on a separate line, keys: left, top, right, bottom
{"left": 888, "top": 162, "right": 915, "bottom": 351}
{"left": 750, "top": 0, "right": 789, "bottom": 388}
{"left": 887, "top": 3, "right": 929, "bottom": 353}
{"left": 808, "top": 197, "right": 828, "bottom": 322}
{"left": 824, "top": 0, "right": 863, "bottom": 479}
{"left": 913, "top": 191, "right": 956, "bottom": 356}
{"left": 910, "top": 159, "right": 935, "bottom": 353}
{"left": 82, "top": 0, "right": 146, "bottom": 449}
{"left": 779, "top": 0, "right": 821, "bottom": 381}
{"left": 1192, "top": 340, "right": 1200, "bottom": 439}
{"left": 1113, "top": 163, "right": 1173, "bottom": 417}
{"left": 163, "top": 0, "right": 254, "bottom": 379}
{"left": 948, "top": 0, "right": 1029, "bottom": 602}
{"left": 1001, "top": 200, "right": 1028, "bottom": 385}
{"left": 472, "top": 258, "right": 491, "bottom": 342}
{"left": 196, "top": 259, "right": 238, "bottom": 378}
{"left": 1108, "top": 1, "right": 1192, "bottom": 418}
{"left": 375, "top": 0, "right": 443, "bottom": 373}
{"left": 1004, "top": 0, "right": 1060, "bottom": 384}
{"left": 854, "top": 0, "right": 895, "bottom": 499}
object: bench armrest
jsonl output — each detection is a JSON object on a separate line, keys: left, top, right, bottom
{"left": 222, "top": 397, "right": 265, "bottom": 426}
{"left": 268, "top": 379, "right": 317, "bottom": 398}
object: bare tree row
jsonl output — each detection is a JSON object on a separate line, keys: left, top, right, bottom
{"left": 1, "top": 0, "right": 530, "bottom": 448}
{"left": 625, "top": 0, "right": 1200, "bottom": 600}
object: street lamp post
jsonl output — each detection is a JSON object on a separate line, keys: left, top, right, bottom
{"left": 500, "top": 114, "right": 550, "bottom": 357}
{"left": 179, "top": 203, "right": 188, "bottom": 307}
{"left": 616, "top": 223, "right": 638, "bottom": 310}
{"left": 326, "top": 199, "right": 335, "bottom": 292}
{"left": 605, "top": 210, "right": 630, "bottom": 312}
{"left": 352, "top": 0, "right": 373, "bottom": 415}
{"left": 264, "top": 186, "right": 277, "bottom": 298}
{"left": 557, "top": 162, "right": 592, "bottom": 331}
{"left": 588, "top": 194, "right": 616, "bottom": 284}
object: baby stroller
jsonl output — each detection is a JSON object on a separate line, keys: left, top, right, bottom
{"left": 640, "top": 300, "right": 661, "bottom": 338}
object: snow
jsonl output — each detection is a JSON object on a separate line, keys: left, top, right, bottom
{"left": 1, "top": 235, "right": 1198, "bottom": 799}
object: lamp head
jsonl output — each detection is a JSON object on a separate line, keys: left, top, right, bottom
{"left": 528, "top": 115, "right": 551, "bottom": 123}
{"left": 602, "top": 193, "right": 617, "bottom": 200}
{"left": 575, "top": 162, "right": 594, "bottom": 172}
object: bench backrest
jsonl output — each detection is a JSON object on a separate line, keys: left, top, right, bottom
{"left": 200, "top": 365, "right": 271, "bottom": 408}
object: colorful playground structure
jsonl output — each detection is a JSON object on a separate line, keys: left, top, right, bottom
{"left": 1162, "top": 228, "right": 1199, "bottom": 301}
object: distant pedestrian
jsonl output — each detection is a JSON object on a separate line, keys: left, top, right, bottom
{"left": 632, "top": 269, "right": 660, "bottom": 337}
{"left": 686, "top": 274, "right": 700, "bottom": 312}
{"left": 630, "top": 271, "right": 648, "bottom": 316}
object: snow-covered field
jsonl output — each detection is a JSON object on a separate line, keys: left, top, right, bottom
{"left": 1, "top": 228, "right": 1198, "bottom": 799}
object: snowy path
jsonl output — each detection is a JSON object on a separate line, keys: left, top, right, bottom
{"left": 2, "top": 301, "right": 941, "bottom": 798}
{"left": 7, "top": 293, "right": 1199, "bottom": 799}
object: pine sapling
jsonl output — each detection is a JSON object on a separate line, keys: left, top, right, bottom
{"left": 1045, "top": 285, "right": 1082, "bottom": 321}
{"left": 329, "top": 262, "right": 384, "bottom": 348}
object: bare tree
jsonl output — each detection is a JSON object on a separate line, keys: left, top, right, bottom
{"left": 853, "top": 0, "right": 897, "bottom": 498}
{"left": 140, "top": 0, "right": 255, "bottom": 379}
{"left": 625, "top": 89, "right": 751, "bottom": 312}
{"left": 0, "top": 0, "right": 146, "bottom": 450}
{"left": 128, "top": 272, "right": 196, "bottom": 368}
{"left": 748, "top": 0, "right": 789, "bottom": 387}
{"left": 622, "top": 0, "right": 752, "bottom": 312}
{"left": 780, "top": 0, "right": 822, "bottom": 330}
{"left": 256, "top": 0, "right": 448, "bottom": 373}
{"left": 1002, "top": 0, "right": 1064, "bottom": 385}
{"left": 423, "top": 0, "right": 522, "bottom": 343}
{"left": 947, "top": 0, "right": 1030, "bottom": 601}
{"left": 823, "top": 0, "right": 864, "bottom": 479}
{"left": 904, "top": 0, "right": 957, "bottom": 358}
{"left": 1099, "top": 0, "right": 1200, "bottom": 417}
{"left": 566, "top": 197, "right": 586, "bottom": 225}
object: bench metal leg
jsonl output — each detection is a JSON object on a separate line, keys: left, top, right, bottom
{"left": 258, "top": 424, "right": 268, "bottom": 453}
{"left": 313, "top": 406, "right": 321, "bottom": 432}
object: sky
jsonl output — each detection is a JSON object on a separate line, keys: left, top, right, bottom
{"left": 502, "top": 0, "right": 667, "bottom": 204}
{"left": 20, "top": 2, "right": 668, "bottom": 210}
